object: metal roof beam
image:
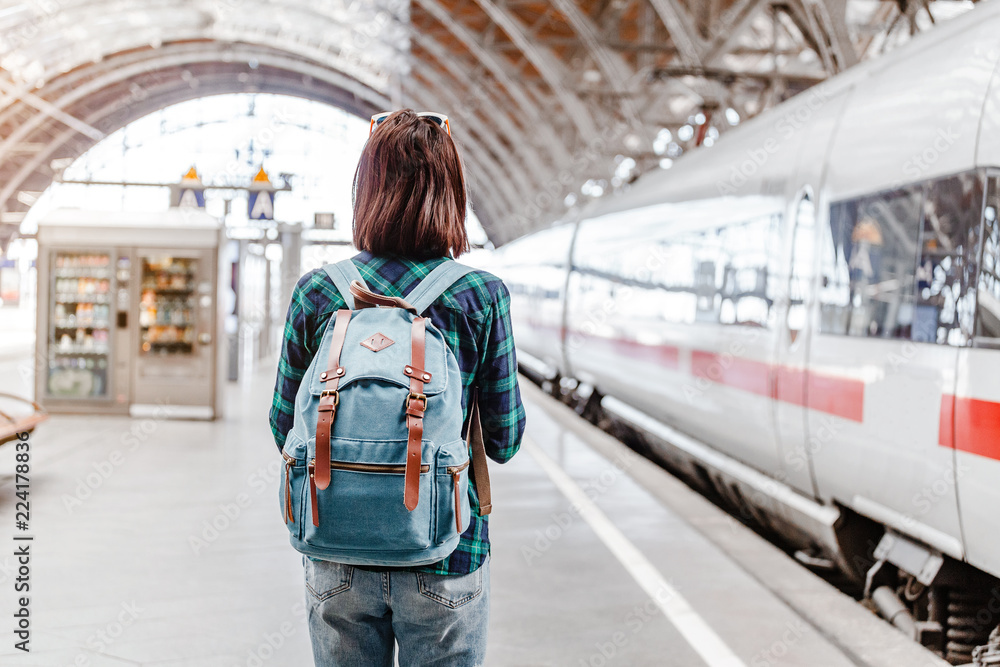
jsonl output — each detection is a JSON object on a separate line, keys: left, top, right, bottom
{"left": 703, "top": 0, "right": 772, "bottom": 65}
{"left": 0, "top": 44, "right": 394, "bottom": 215}
{"left": 0, "top": 78, "right": 105, "bottom": 141}
{"left": 0, "top": 43, "right": 390, "bottom": 152}
{"left": 469, "top": 0, "right": 599, "bottom": 138}
{"left": 411, "top": 34, "right": 579, "bottom": 230}
{"left": 410, "top": 66, "right": 538, "bottom": 202}
{"left": 646, "top": 0, "right": 705, "bottom": 67}
{"left": 647, "top": 64, "right": 826, "bottom": 86}
{"left": 410, "top": 30, "right": 570, "bottom": 170}
{"left": 411, "top": 0, "right": 582, "bottom": 232}
{"left": 802, "top": 0, "right": 858, "bottom": 70}
{"left": 412, "top": 0, "right": 570, "bottom": 163}
{"left": 780, "top": 0, "right": 857, "bottom": 74}
{"left": 549, "top": 0, "right": 644, "bottom": 129}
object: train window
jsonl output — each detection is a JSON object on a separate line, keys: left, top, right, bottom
{"left": 821, "top": 185, "right": 923, "bottom": 339}
{"left": 821, "top": 170, "right": 987, "bottom": 345}
{"left": 651, "top": 240, "right": 699, "bottom": 324}
{"left": 571, "top": 208, "right": 778, "bottom": 329}
{"left": 691, "top": 215, "right": 776, "bottom": 327}
{"left": 817, "top": 210, "right": 851, "bottom": 334}
{"left": 976, "top": 176, "right": 1000, "bottom": 340}
{"left": 916, "top": 172, "right": 984, "bottom": 345}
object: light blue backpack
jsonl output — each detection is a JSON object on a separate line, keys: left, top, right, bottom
{"left": 279, "top": 258, "right": 491, "bottom": 566}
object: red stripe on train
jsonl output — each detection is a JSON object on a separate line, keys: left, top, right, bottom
{"left": 943, "top": 395, "right": 1000, "bottom": 460}
{"left": 550, "top": 327, "right": 1000, "bottom": 456}
{"left": 614, "top": 338, "right": 680, "bottom": 369}
{"left": 691, "top": 351, "right": 864, "bottom": 422}
{"left": 774, "top": 366, "right": 807, "bottom": 407}
{"left": 806, "top": 372, "right": 865, "bottom": 423}
{"left": 691, "top": 350, "right": 771, "bottom": 396}
{"left": 939, "top": 394, "right": 955, "bottom": 449}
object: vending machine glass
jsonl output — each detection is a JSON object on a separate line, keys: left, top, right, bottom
{"left": 132, "top": 249, "right": 216, "bottom": 416}
{"left": 46, "top": 251, "right": 114, "bottom": 399}
{"left": 139, "top": 255, "right": 198, "bottom": 357}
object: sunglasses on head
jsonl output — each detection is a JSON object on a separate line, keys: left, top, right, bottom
{"left": 369, "top": 111, "right": 451, "bottom": 136}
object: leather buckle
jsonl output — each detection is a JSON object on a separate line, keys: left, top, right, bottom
{"left": 318, "top": 390, "right": 339, "bottom": 412}
{"left": 405, "top": 392, "right": 427, "bottom": 411}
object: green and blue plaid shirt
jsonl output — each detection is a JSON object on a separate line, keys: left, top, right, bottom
{"left": 269, "top": 250, "right": 526, "bottom": 575}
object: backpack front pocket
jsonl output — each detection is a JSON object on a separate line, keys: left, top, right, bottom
{"left": 303, "top": 437, "right": 435, "bottom": 552}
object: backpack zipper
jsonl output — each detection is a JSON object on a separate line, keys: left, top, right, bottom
{"left": 446, "top": 460, "right": 471, "bottom": 533}
{"left": 307, "top": 458, "right": 430, "bottom": 474}
{"left": 303, "top": 458, "right": 467, "bottom": 530}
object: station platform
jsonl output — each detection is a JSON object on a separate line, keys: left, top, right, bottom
{"left": 0, "top": 357, "right": 948, "bottom": 666}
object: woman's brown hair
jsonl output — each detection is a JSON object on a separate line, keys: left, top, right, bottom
{"left": 352, "top": 109, "right": 469, "bottom": 259}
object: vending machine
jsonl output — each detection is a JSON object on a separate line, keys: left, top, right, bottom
{"left": 35, "top": 209, "right": 225, "bottom": 419}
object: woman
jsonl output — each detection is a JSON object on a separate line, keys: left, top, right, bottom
{"left": 269, "top": 109, "right": 526, "bottom": 666}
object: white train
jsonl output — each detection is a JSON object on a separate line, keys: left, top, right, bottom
{"left": 491, "top": 3, "right": 1000, "bottom": 663}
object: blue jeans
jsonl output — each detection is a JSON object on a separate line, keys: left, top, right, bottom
{"left": 303, "top": 555, "right": 490, "bottom": 666}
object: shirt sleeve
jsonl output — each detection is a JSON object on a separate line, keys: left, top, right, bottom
{"left": 269, "top": 272, "right": 319, "bottom": 452}
{"left": 474, "top": 280, "right": 526, "bottom": 463}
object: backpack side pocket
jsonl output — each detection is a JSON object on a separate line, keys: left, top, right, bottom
{"left": 281, "top": 449, "right": 307, "bottom": 541}
{"left": 435, "top": 440, "right": 472, "bottom": 544}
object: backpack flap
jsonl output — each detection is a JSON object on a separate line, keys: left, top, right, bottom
{"left": 307, "top": 307, "right": 449, "bottom": 398}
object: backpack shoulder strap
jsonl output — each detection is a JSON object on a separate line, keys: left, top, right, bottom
{"left": 407, "top": 260, "right": 493, "bottom": 514}
{"left": 467, "top": 394, "right": 492, "bottom": 516}
{"left": 405, "top": 260, "right": 477, "bottom": 315}
{"left": 323, "top": 258, "right": 366, "bottom": 310}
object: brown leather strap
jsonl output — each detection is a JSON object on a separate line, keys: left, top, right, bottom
{"left": 315, "top": 309, "right": 351, "bottom": 491}
{"left": 350, "top": 280, "right": 418, "bottom": 314}
{"left": 467, "top": 396, "right": 492, "bottom": 515}
{"left": 403, "top": 317, "right": 426, "bottom": 511}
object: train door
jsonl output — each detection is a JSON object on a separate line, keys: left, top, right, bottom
{"left": 954, "top": 171, "right": 1000, "bottom": 578}
{"left": 771, "top": 86, "right": 853, "bottom": 499}
{"left": 808, "top": 173, "right": 974, "bottom": 561}
{"left": 772, "top": 189, "right": 820, "bottom": 497}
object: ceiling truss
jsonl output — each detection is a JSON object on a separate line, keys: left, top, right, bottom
{"left": 0, "top": 0, "right": 980, "bottom": 248}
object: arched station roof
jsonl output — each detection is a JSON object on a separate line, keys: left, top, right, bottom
{"left": 0, "top": 0, "right": 978, "bottom": 248}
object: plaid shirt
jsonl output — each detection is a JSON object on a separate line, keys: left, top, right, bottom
{"left": 269, "top": 250, "right": 525, "bottom": 575}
